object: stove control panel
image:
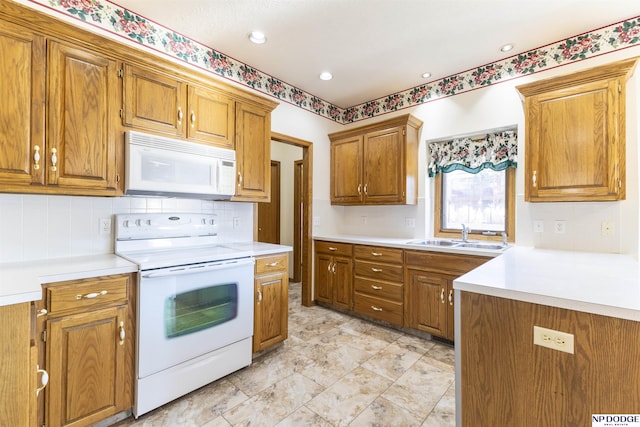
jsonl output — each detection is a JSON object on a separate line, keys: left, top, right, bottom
{"left": 115, "top": 213, "right": 218, "bottom": 240}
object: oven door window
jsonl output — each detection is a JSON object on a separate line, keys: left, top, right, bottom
{"left": 164, "top": 283, "right": 238, "bottom": 338}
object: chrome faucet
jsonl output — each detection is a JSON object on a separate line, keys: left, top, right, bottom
{"left": 501, "top": 231, "right": 508, "bottom": 246}
{"left": 461, "top": 224, "right": 469, "bottom": 242}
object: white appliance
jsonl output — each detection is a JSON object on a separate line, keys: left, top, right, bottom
{"left": 115, "top": 213, "right": 254, "bottom": 417}
{"left": 125, "top": 131, "right": 236, "bottom": 199}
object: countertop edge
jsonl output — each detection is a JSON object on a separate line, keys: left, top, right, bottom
{"left": 1, "top": 243, "right": 294, "bottom": 307}
{"left": 313, "top": 234, "right": 505, "bottom": 257}
{"left": 453, "top": 247, "right": 640, "bottom": 321}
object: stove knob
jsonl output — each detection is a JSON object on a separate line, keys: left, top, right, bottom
{"left": 123, "top": 220, "right": 130, "bottom": 228}
{"left": 135, "top": 219, "right": 142, "bottom": 227}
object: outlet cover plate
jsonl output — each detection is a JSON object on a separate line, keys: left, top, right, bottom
{"left": 533, "top": 325, "right": 574, "bottom": 354}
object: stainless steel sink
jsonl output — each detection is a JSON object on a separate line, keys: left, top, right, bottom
{"left": 456, "top": 243, "right": 506, "bottom": 250}
{"left": 406, "top": 239, "right": 508, "bottom": 251}
{"left": 408, "top": 239, "right": 460, "bottom": 247}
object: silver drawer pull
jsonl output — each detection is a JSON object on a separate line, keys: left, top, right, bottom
{"left": 371, "top": 305, "right": 383, "bottom": 312}
{"left": 76, "top": 290, "right": 107, "bottom": 300}
{"left": 328, "top": 247, "right": 337, "bottom": 251}
{"left": 266, "top": 261, "right": 279, "bottom": 267}
{"left": 371, "top": 285, "right": 383, "bottom": 290}
{"left": 371, "top": 252, "right": 382, "bottom": 256}
{"left": 371, "top": 268, "right": 383, "bottom": 272}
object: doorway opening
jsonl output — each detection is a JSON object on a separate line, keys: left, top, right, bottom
{"left": 257, "top": 132, "right": 313, "bottom": 307}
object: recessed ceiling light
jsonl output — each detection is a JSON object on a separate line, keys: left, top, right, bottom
{"left": 248, "top": 31, "right": 267, "bottom": 44}
{"left": 319, "top": 71, "right": 333, "bottom": 81}
{"left": 422, "top": 72, "right": 432, "bottom": 79}
{"left": 500, "top": 43, "right": 514, "bottom": 52}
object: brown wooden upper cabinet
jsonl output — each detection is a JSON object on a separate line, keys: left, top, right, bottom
{"left": 47, "top": 41, "right": 121, "bottom": 193}
{"left": 0, "top": 19, "right": 46, "bottom": 189}
{"left": 233, "top": 102, "right": 273, "bottom": 202}
{"left": 516, "top": 57, "right": 638, "bottom": 202}
{"left": 123, "top": 64, "right": 235, "bottom": 149}
{"left": 0, "top": 20, "right": 120, "bottom": 196}
{"left": 329, "top": 114, "right": 423, "bottom": 205}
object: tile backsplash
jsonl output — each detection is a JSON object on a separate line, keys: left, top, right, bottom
{"left": 0, "top": 194, "right": 254, "bottom": 262}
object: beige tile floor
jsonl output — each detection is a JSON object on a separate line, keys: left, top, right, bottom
{"left": 114, "top": 283, "right": 456, "bottom": 427}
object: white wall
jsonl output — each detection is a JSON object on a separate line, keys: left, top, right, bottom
{"left": 271, "top": 142, "right": 303, "bottom": 274}
{"left": 6, "top": 0, "right": 640, "bottom": 258}
{"left": 319, "top": 49, "right": 640, "bottom": 255}
{"left": 0, "top": 195, "right": 254, "bottom": 262}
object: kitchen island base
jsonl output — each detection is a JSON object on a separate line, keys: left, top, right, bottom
{"left": 456, "top": 291, "right": 640, "bottom": 426}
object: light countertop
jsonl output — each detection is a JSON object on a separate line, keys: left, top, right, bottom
{"left": 313, "top": 234, "right": 506, "bottom": 257}
{"left": 0, "top": 242, "right": 292, "bottom": 307}
{"left": 0, "top": 254, "right": 139, "bottom": 306}
{"left": 454, "top": 246, "right": 640, "bottom": 321}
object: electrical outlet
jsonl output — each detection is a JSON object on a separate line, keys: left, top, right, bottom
{"left": 601, "top": 221, "right": 615, "bottom": 236}
{"left": 233, "top": 217, "right": 240, "bottom": 228}
{"left": 533, "top": 326, "right": 574, "bottom": 354}
{"left": 361, "top": 216, "right": 367, "bottom": 225}
{"left": 405, "top": 217, "right": 415, "bottom": 228}
{"left": 553, "top": 220, "right": 566, "bottom": 234}
{"left": 99, "top": 217, "right": 112, "bottom": 235}
{"left": 533, "top": 220, "right": 544, "bottom": 233}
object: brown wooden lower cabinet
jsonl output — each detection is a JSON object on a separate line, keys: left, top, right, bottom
{"left": 314, "top": 241, "right": 353, "bottom": 310}
{"left": 459, "top": 292, "right": 640, "bottom": 426}
{"left": 253, "top": 253, "right": 289, "bottom": 352}
{"left": 313, "top": 241, "right": 491, "bottom": 341}
{"left": 405, "top": 269, "right": 452, "bottom": 340}
{"left": 404, "top": 250, "right": 490, "bottom": 341}
{"left": 39, "top": 274, "right": 135, "bottom": 427}
{"left": 352, "top": 245, "right": 404, "bottom": 326}
{"left": 0, "top": 302, "right": 37, "bottom": 427}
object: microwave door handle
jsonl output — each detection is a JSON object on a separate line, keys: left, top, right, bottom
{"left": 142, "top": 258, "right": 253, "bottom": 278}
{"left": 212, "top": 161, "right": 218, "bottom": 193}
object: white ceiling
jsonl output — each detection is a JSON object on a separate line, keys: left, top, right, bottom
{"left": 113, "top": 0, "right": 639, "bottom": 107}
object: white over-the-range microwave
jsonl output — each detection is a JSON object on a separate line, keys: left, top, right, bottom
{"left": 125, "top": 130, "right": 236, "bottom": 199}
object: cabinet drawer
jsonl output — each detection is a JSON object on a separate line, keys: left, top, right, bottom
{"left": 353, "top": 292, "right": 403, "bottom": 326}
{"left": 46, "top": 275, "right": 129, "bottom": 315}
{"left": 315, "top": 240, "right": 352, "bottom": 257}
{"left": 255, "top": 253, "right": 288, "bottom": 274}
{"left": 404, "top": 250, "right": 490, "bottom": 276}
{"left": 354, "top": 277, "right": 402, "bottom": 302}
{"left": 354, "top": 245, "right": 403, "bottom": 263}
{"left": 354, "top": 260, "right": 403, "bottom": 282}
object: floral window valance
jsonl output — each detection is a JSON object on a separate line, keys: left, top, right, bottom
{"left": 427, "top": 128, "right": 518, "bottom": 177}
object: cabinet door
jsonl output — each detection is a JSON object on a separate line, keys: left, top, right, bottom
{"left": 0, "top": 303, "right": 35, "bottom": 427}
{"left": 332, "top": 256, "right": 353, "bottom": 310}
{"left": 363, "top": 126, "right": 404, "bottom": 204}
{"left": 234, "top": 102, "right": 271, "bottom": 201}
{"left": 123, "top": 64, "right": 187, "bottom": 136}
{"left": 314, "top": 253, "right": 332, "bottom": 304}
{"left": 47, "top": 42, "right": 119, "bottom": 192}
{"left": 0, "top": 21, "right": 45, "bottom": 187}
{"left": 406, "top": 269, "right": 448, "bottom": 338}
{"left": 526, "top": 79, "right": 622, "bottom": 201}
{"left": 254, "top": 272, "right": 288, "bottom": 352}
{"left": 330, "top": 135, "right": 363, "bottom": 204}
{"left": 187, "top": 85, "right": 235, "bottom": 148}
{"left": 46, "top": 305, "right": 127, "bottom": 427}
{"left": 445, "top": 280, "right": 455, "bottom": 341}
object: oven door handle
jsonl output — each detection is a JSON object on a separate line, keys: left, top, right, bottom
{"left": 142, "top": 258, "right": 254, "bottom": 278}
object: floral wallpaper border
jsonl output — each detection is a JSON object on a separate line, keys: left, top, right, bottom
{"left": 27, "top": 0, "right": 640, "bottom": 124}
